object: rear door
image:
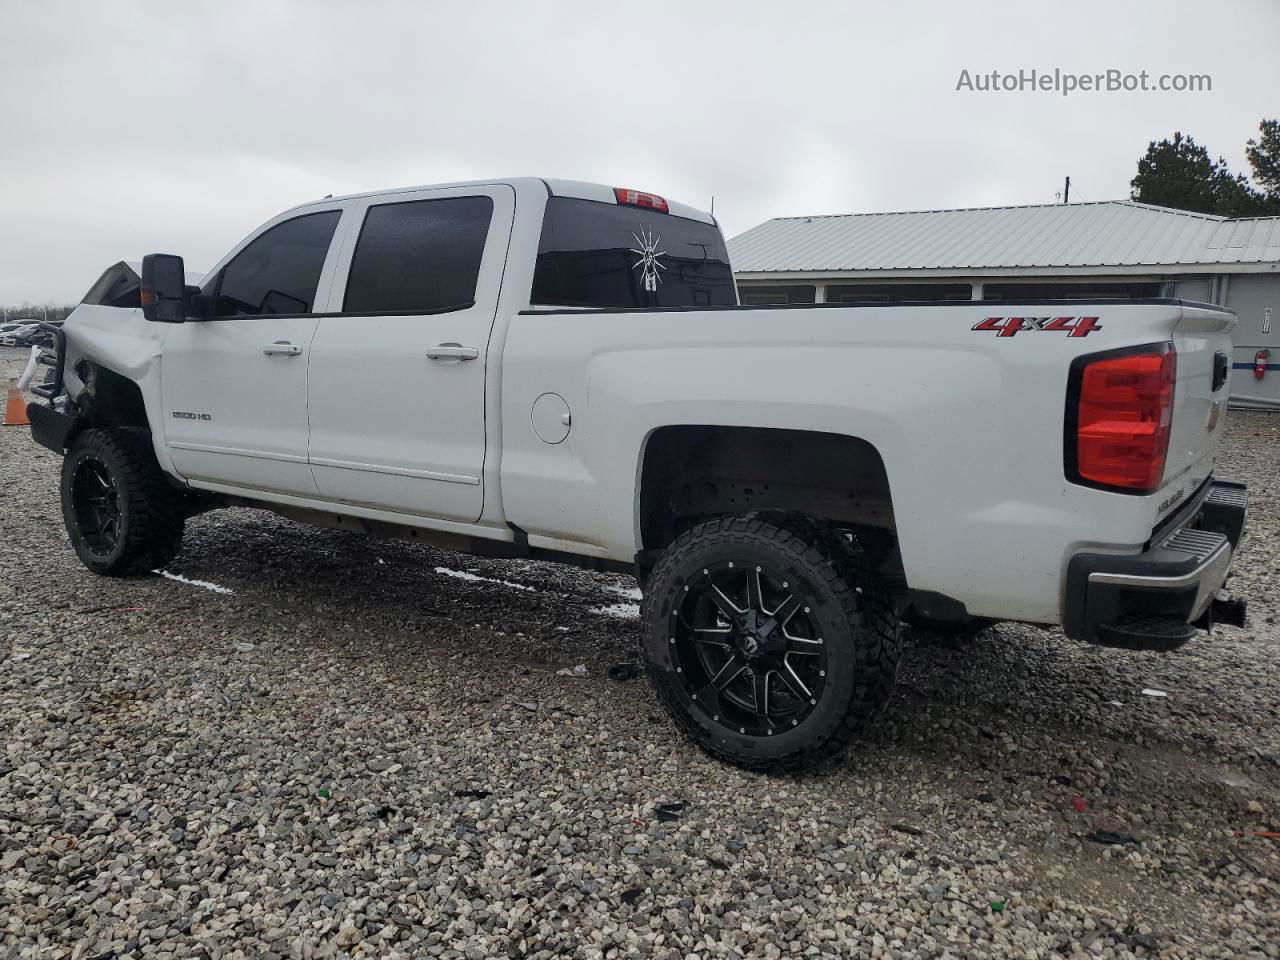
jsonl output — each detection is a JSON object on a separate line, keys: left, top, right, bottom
{"left": 306, "top": 185, "right": 514, "bottom": 522}
{"left": 161, "top": 207, "right": 345, "bottom": 495}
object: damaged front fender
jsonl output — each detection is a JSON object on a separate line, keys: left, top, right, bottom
{"left": 36, "top": 263, "right": 193, "bottom": 479}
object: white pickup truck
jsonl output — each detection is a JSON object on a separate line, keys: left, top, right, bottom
{"left": 27, "top": 177, "right": 1248, "bottom": 771}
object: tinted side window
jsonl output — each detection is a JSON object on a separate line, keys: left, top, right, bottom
{"left": 343, "top": 196, "right": 493, "bottom": 314}
{"left": 213, "top": 211, "right": 340, "bottom": 318}
{"left": 531, "top": 197, "right": 737, "bottom": 309}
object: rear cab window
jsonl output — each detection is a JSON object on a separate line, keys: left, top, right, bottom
{"left": 343, "top": 196, "right": 493, "bottom": 314}
{"left": 531, "top": 197, "right": 737, "bottom": 309}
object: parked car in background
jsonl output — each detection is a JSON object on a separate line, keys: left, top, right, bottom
{"left": 9, "top": 324, "right": 55, "bottom": 348}
{"left": 0, "top": 320, "right": 42, "bottom": 347}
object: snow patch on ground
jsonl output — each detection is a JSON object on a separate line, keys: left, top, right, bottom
{"left": 432, "top": 565, "right": 640, "bottom": 618}
{"left": 434, "top": 566, "right": 536, "bottom": 592}
{"left": 154, "top": 570, "right": 234, "bottom": 595}
{"left": 590, "top": 602, "right": 641, "bottom": 620}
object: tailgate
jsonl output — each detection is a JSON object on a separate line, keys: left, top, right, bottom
{"left": 1163, "top": 303, "right": 1236, "bottom": 495}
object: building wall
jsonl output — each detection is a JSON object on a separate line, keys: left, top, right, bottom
{"left": 1224, "top": 273, "right": 1280, "bottom": 407}
{"left": 825, "top": 282, "right": 970, "bottom": 302}
{"left": 737, "top": 284, "right": 816, "bottom": 305}
{"left": 1170, "top": 277, "right": 1212, "bottom": 302}
{"left": 735, "top": 276, "right": 1165, "bottom": 304}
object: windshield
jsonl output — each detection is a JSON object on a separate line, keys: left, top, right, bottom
{"left": 531, "top": 197, "right": 737, "bottom": 309}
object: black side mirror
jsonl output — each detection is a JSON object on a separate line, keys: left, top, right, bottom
{"left": 186, "top": 286, "right": 213, "bottom": 321}
{"left": 140, "top": 253, "right": 188, "bottom": 323}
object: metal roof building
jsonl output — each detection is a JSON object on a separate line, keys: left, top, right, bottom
{"left": 728, "top": 200, "right": 1280, "bottom": 407}
{"left": 731, "top": 200, "right": 1280, "bottom": 280}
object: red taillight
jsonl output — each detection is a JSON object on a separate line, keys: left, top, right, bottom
{"left": 1069, "top": 344, "right": 1176, "bottom": 493}
{"left": 1256, "top": 349, "right": 1270, "bottom": 380}
{"left": 613, "top": 187, "right": 669, "bottom": 213}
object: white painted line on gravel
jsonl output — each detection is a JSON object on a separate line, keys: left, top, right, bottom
{"left": 154, "top": 570, "right": 235, "bottom": 595}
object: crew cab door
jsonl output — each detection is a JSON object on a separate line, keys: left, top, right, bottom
{"left": 161, "top": 206, "right": 346, "bottom": 495}
{"left": 306, "top": 185, "right": 514, "bottom": 522}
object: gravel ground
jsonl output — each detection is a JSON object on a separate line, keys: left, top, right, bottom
{"left": 2, "top": 362, "right": 1278, "bottom": 959}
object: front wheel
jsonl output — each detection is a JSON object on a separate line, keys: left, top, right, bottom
{"left": 640, "top": 515, "right": 901, "bottom": 772}
{"left": 61, "top": 428, "right": 186, "bottom": 576}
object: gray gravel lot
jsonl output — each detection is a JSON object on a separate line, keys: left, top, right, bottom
{"left": 2, "top": 364, "right": 1278, "bottom": 959}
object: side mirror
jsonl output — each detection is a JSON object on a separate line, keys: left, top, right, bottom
{"left": 186, "top": 286, "right": 213, "bottom": 321}
{"left": 140, "top": 253, "right": 188, "bottom": 323}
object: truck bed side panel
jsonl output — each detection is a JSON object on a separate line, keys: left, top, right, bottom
{"left": 499, "top": 301, "right": 1233, "bottom": 624}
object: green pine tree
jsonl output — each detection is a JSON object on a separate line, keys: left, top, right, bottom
{"left": 1131, "top": 130, "right": 1272, "bottom": 217}
{"left": 1245, "top": 119, "right": 1280, "bottom": 204}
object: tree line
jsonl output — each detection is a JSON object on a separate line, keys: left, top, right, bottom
{"left": 1, "top": 304, "right": 77, "bottom": 324}
{"left": 1131, "top": 119, "right": 1280, "bottom": 216}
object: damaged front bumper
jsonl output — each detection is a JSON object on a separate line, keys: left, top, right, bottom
{"left": 1063, "top": 480, "right": 1248, "bottom": 651}
{"left": 26, "top": 321, "right": 76, "bottom": 453}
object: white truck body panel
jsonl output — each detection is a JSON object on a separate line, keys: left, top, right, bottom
{"left": 500, "top": 301, "right": 1231, "bottom": 623}
{"left": 49, "top": 177, "right": 1238, "bottom": 628}
{"left": 306, "top": 184, "right": 516, "bottom": 522}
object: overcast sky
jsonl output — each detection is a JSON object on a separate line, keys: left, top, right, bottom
{"left": 1, "top": 0, "right": 1277, "bottom": 304}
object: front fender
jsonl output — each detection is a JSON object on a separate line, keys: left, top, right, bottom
{"left": 60, "top": 305, "right": 180, "bottom": 479}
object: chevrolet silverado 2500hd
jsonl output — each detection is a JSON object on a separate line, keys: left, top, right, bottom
{"left": 26, "top": 177, "right": 1248, "bottom": 771}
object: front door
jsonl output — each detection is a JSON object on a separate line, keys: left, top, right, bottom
{"left": 161, "top": 207, "right": 345, "bottom": 495}
{"left": 306, "top": 185, "right": 514, "bottom": 522}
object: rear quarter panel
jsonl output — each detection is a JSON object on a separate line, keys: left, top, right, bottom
{"left": 499, "top": 301, "right": 1232, "bottom": 624}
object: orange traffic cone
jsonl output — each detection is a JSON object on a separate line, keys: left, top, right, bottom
{"left": 3, "top": 386, "right": 30, "bottom": 426}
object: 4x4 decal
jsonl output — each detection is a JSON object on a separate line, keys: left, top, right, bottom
{"left": 972, "top": 316, "right": 1102, "bottom": 338}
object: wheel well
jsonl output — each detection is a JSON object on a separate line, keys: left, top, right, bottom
{"left": 638, "top": 425, "right": 897, "bottom": 554}
{"left": 70, "top": 361, "right": 150, "bottom": 436}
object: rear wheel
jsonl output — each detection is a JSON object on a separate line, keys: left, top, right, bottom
{"left": 61, "top": 428, "right": 185, "bottom": 576}
{"left": 640, "top": 514, "right": 901, "bottom": 772}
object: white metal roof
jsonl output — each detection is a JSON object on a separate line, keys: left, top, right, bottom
{"left": 729, "top": 200, "right": 1280, "bottom": 279}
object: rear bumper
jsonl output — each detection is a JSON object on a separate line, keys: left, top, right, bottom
{"left": 1064, "top": 480, "right": 1248, "bottom": 650}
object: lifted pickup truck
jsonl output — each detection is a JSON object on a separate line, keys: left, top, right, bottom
{"left": 27, "top": 177, "right": 1248, "bottom": 771}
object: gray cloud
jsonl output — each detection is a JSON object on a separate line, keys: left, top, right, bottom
{"left": 2, "top": 0, "right": 1276, "bottom": 303}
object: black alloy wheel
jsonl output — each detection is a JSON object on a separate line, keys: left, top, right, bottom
{"left": 672, "top": 560, "right": 829, "bottom": 737}
{"left": 70, "top": 456, "right": 122, "bottom": 556}
{"left": 60, "top": 428, "right": 186, "bottom": 576}
{"left": 641, "top": 514, "right": 901, "bottom": 772}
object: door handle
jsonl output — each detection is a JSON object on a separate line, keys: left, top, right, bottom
{"left": 426, "top": 343, "right": 479, "bottom": 362}
{"left": 263, "top": 341, "right": 303, "bottom": 357}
